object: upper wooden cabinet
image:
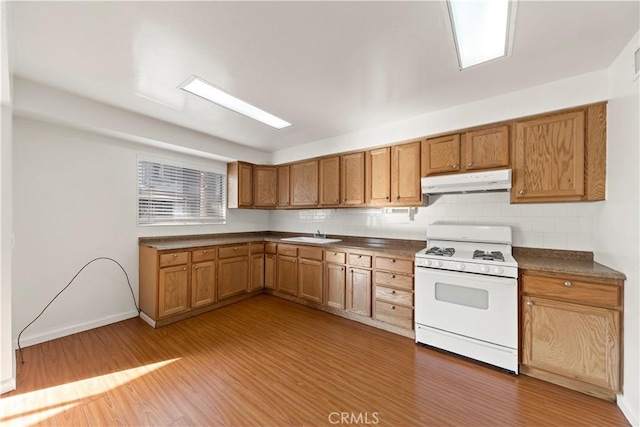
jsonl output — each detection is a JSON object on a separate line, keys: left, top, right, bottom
{"left": 227, "top": 161, "right": 253, "bottom": 208}
{"left": 422, "top": 126, "right": 509, "bottom": 176}
{"left": 319, "top": 156, "right": 340, "bottom": 206}
{"left": 253, "top": 166, "right": 277, "bottom": 208}
{"left": 366, "top": 147, "right": 391, "bottom": 206}
{"left": 512, "top": 104, "right": 606, "bottom": 203}
{"left": 341, "top": 152, "right": 365, "bottom": 206}
{"left": 464, "top": 126, "right": 510, "bottom": 171}
{"left": 391, "top": 141, "right": 422, "bottom": 205}
{"left": 278, "top": 165, "right": 290, "bottom": 207}
{"left": 422, "top": 134, "right": 460, "bottom": 176}
{"left": 290, "top": 160, "right": 319, "bottom": 207}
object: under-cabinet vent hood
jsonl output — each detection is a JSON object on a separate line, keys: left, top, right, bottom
{"left": 421, "top": 169, "right": 512, "bottom": 195}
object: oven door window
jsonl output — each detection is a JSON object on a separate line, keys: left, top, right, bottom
{"left": 435, "top": 282, "right": 489, "bottom": 310}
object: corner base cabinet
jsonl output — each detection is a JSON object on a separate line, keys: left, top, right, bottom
{"left": 520, "top": 271, "right": 623, "bottom": 400}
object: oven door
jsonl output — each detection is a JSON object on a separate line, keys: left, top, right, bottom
{"left": 415, "top": 267, "right": 517, "bottom": 349}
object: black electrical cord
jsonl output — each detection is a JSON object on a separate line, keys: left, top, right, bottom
{"left": 16, "top": 257, "right": 141, "bottom": 364}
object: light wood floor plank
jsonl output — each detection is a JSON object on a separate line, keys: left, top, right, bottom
{"left": 2, "top": 294, "right": 629, "bottom": 426}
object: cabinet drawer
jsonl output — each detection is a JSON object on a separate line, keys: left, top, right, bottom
{"left": 251, "top": 243, "right": 265, "bottom": 254}
{"left": 325, "top": 250, "right": 346, "bottom": 264}
{"left": 349, "top": 253, "right": 372, "bottom": 268}
{"left": 191, "top": 248, "right": 216, "bottom": 263}
{"left": 374, "top": 271, "right": 413, "bottom": 290}
{"left": 299, "top": 246, "right": 323, "bottom": 261}
{"left": 375, "top": 300, "right": 413, "bottom": 329}
{"left": 375, "top": 257, "right": 413, "bottom": 274}
{"left": 159, "top": 251, "right": 188, "bottom": 267}
{"left": 522, "top": 274, "right": 620, "bottom": 308}
{"left": 265, "top": 242, "right": 277, "bottom": 254}
{"left": 219, "top": 245, "right": 249, "bottom": 259}
{"left": 278, "top": 244, "right": 298, "bottom": 257}
{"left": 376, "top": 286, "right": 413, "bottom": 307}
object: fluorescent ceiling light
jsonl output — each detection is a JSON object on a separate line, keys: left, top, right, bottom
{"left": 179, "top": 76, "right": 292, "bottom": 130}
{"left": 447, "top": 0, "right": 514, "bottom": 69}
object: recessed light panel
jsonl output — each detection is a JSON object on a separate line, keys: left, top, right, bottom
{"left": 448, "top": 0, "right": 514, "bottom": 69}
{"left": 179, "top": 76, "right": 292, "bottom": 130}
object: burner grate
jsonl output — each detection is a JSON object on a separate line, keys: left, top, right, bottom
{"left": 425, "top": 247, "right": 455, "bottom": 257}
{"left": 473, "top": 250, "right": 505, "bottom": 262}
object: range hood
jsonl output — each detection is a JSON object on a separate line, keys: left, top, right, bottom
{"left": 421, "top": 169, "right": 512, "bottom": 195}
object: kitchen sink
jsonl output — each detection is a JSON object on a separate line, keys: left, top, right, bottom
{"left": 280, "top": 236, "right": 343, "bottom": 244}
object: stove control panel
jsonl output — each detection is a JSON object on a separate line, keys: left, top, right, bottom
{"left": 415, "top": 257, "right": 517, "bottom": 278}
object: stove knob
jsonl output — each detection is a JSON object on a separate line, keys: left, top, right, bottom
{"left": 480, "top": 265, "right": 490, "bottom": 273}
{"left": 425, "top": 259, "right": 433, "bottom": 267}
{"left": 434, "top": 260, "right": 443, "bottom": 268}
{"left": 456, "top": 263, "right": 465, "bottom": 271}
{"left": 493, "top": 267, "right": 504, "bottom": 274}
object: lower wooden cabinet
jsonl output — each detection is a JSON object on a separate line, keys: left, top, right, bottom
{"left": 346, "top": 267, "right": 372, "bottom": 317}
{"left": 325, "top": 262, "right": 346, "bottom": 309}
{"left": 218, "top": 256, "right": 249, "bottom": 300}
{"left": 191, "top": 261, "right": 215, "bottom": 309}
{"left": 298, "top": 259, "right": 323, "bottom": 303}
{"left": 520, "top": 271, "right": 623, "bottom": 399}
{"left": 158, "top": 265, "right": 189, "bottom": 318}
{"left": 265, "top": 253, "right": 276, "bottom": 290}
{"left": 277, "top": 255, "right": 298, "bottom": 296}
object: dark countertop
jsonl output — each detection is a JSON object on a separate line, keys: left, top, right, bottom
{"left": 139, "top": 232, "right": 426, "bottom": 259}
{"left": 514, "top": 247, "right": 626, "bottom": 281}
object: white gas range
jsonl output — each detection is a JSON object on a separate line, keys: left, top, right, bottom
{"left": 414, "top": 223, "right": 519, "bottom": 373}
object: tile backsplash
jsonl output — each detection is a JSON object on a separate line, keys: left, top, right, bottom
{"left": 269, "top": 192, "right": 599, "bottom": 251}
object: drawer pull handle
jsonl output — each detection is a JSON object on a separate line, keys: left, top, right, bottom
{"left": 234, "top": 247, "right": 238, "bottom": 251}
{"left": 391, "top": 259, "right": 396, "bottom": 263}
{"left": 358, "top": 255, "right": 362, "bottom": 259}
{"left": 391, "top": 290, "right": 396, "bottom": 294}
{"left": 334, "top": 252, "right": 338, "bottom": 256}
{"left": 526, "top": 301, "right": 533, "bottom": 306}
{"left": 564, "top": 281, "right": 572, "bottom": 287}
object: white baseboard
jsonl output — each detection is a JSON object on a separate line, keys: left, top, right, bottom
{"left": 1, "top": 377, "right": 16, "bottom": 394}
{"left": 618, "top": 394, "right": 639, "bottom": 427}
{"left": 139, "top": 311, "right": 156, "bottom": 328}
{"left": 14, "top": 310, "right": 140, "bottom": 349}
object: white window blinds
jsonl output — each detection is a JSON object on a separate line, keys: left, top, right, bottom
{"left": 137, "top": 159, "right": 226, "bottom": 225}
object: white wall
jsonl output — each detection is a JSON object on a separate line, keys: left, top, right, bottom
{"left": 0, "top": 0, "right": 15, "bottom": 394}
{"left": 594, "top": 31, "right": 640, "bottom": 426}
{"left": 270, "top": 193, "right": 599, "bottom": 250}
{"left": 12, "top": 117, "right": 269, "bottom": 347}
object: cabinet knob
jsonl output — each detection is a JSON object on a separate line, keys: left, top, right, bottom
{"left": 173, "top": 254, "right": 178, "bottom": 258}
{"left": 452, "top": 164, "right": 458, "bottom": 169}
{"left": 343, "top": 198, "right": 347, "bottom": 203}
{"left": 194, "top": 266, "right": 198, "bottom": 270}
{"left": 183, "top": 267, "right": 187, "bottom": 271}
{"left": 519, "top": 189, "right": 526, "bottom": 196}
{"left": 391, "top": 305, "right": 396, "bottom": 310}
{"left": 391, "top": 259, "right": 396, "bottom": 263}
{"left": 358, "top": 255, "right": 362, "bottom": 259}
{"left": 467, "top": 162, "right": 473, "bottom": 167}
{"left": 526, "top": 301, "right": 533, "bottom": 306}
{"left": 203, "top": 250, "right": 207, "bottom": 254}
{"left": 391, "top": 290, "right": 396, "bottom": 294}
{"left": 234, "top": 247, "right": 238, "bottom": 251}
{"left": 340, "top": 267, "right": 344, "bottom": 271}
{"left": 334, "top": 252, "right": 338, "bottom": 256}
{"left": 564, "top": 281, "right": 572, "bottom": 287}
{"left": 395, "top": 196, "right": 400, "bottom": 200}
{"left": 392, "top": 275, "right": 396, "bottom": 279}
{"left": 385, "top": 196, "right": 390, "bottom": 200}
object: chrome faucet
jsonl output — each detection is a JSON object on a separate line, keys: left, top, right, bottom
{"left": 314, "top": 229, "right": 326, "bottom": 238}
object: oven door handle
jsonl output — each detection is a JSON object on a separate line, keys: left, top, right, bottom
{"left": 415, "top": 267, "right": 517, "bottom": 287}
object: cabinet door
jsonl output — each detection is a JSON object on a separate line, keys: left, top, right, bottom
{"left": 341, "top": 152, "right": 365, "bottom": 206}
{"left": 217, "top": 256, "right": 249, "bottom": 300}
{"left": 278, "top": 165, "right": 290, "bottom": 207}
{"left": 513, "top": 111, "right": 585, "bottom": 202}
{"left": 265, "top": 254, "right": 276, "bottom": 290}
{"left": 392, "top": 141, "right": 422, "bottom": 205}
{"left": 277, "top": 255, "right": 298, "bottom": 296}
{"left": 319, "top": 156, "right": 340, "bottom": 206}
{"left": 346, "top": 267, "right": 372, "bottom": 317}
{"left": 463, "top": 126, "right": 509, "bottom": 171}
{"left": 158, "top": 266, "right": 189, "bottom": 318}
{"left": 365, "top": 147, "right": 391, "bottom": 206}
{"left": 290, "top": 160, "right": 319, "bottom": 207}
{"left": 522, "top": 296, "right": 620, "bottom": 391}
{"left": 298, "top": 259, "right": 324, "bottom": 304}
{"left": 253, "top": 166, "right": 277, "bottom": 208}
{"left": 325, "top": 263, "right": 346, "bottom": 309}
{"left": 227, "top": 161, "right": 253, "bottom": 208}
{"left": 191, "top": 261, "right": 216, "bottom": 309}
{"left": 249, "top": 253, "right": 264, "bottom": 292}
{"left": 421, "top": 134, "right": 460, "bottom": 176}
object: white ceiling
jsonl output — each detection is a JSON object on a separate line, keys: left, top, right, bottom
{"left": 9, "top": 1, "right": 639, "bottom": 153}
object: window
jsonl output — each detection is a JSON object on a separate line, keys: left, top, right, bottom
{"left": 137, "top": 158, "right": 226, "bottom": 225}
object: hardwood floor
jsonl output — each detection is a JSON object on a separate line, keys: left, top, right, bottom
{"left": 1, "top": 294, "right": 629, "bottom": 426}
